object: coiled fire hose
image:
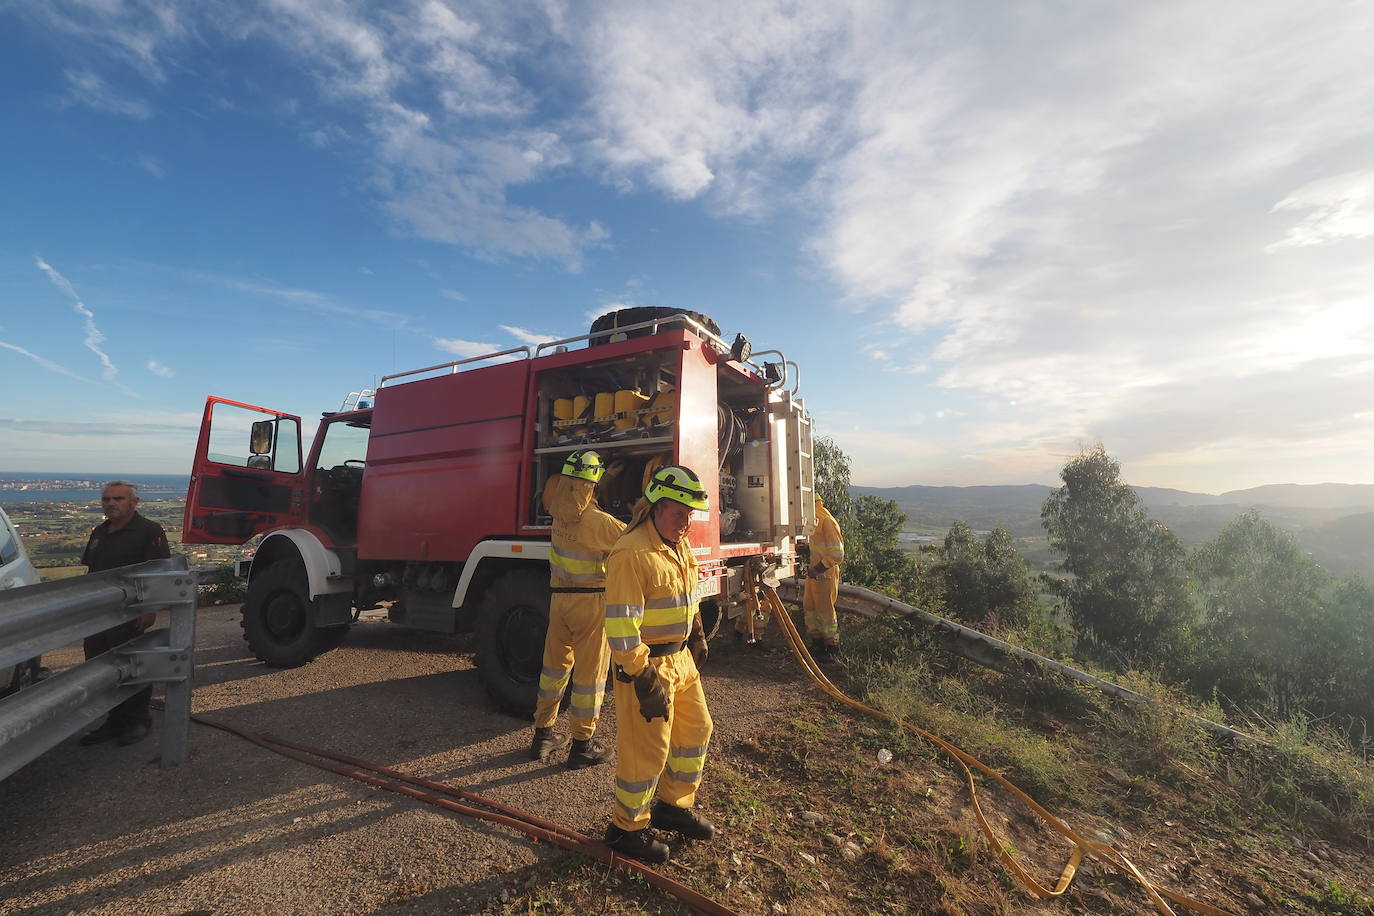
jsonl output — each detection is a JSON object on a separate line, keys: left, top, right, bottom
{"left": 181, "top": 708, "right": 739, "bottom": 916}
{"left": 759, "top": 586, "right": 1236, "bottom": 916}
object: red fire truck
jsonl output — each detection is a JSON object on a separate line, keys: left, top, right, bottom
{"left": 182, "top": 309, "right": 814, "bottom": 714}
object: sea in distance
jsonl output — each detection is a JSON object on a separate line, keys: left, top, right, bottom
{"left": 0, "top": 472, "right": 189, "bottom": 505}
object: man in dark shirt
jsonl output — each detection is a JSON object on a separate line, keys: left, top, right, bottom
{"left": 78, "top": 480, "right": 171, "bottom": 747}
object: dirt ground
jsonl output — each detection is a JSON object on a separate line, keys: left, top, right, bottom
{"left": 5, "top": 604, "right": 1371, "bottom": 916}
{"left": 0, "top": 604, "right": 803, "bottom": 915}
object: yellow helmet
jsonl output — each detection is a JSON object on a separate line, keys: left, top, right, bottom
{"left": 645, "top": 465, "right": 709, "bottom": 512}
{"left": 562, "top": 449, "right": 606, "bottom": 483}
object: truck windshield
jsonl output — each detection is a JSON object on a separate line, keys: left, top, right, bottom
{"left": 314, "top": 419, "right": 371, "bottom": 470}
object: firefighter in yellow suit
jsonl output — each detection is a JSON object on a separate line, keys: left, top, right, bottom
{"left": 804, "top": 494, "right": 845, "bottom": 662}
{"left": 530, "top": 450, "right": 627, "bottom": 768}
{"left": 602, "top": 465, "right": 715, "bottom": 864}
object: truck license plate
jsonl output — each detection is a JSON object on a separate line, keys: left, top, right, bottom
{"left": 692, "top": 575, "right": 722, "bottom": 600}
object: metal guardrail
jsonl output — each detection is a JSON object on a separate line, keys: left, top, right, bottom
{"left": 777, "top": 578, "right": 1262, "bottom": 746}
{"left": 0, "top": 556, "right": 198, "bottom": 780}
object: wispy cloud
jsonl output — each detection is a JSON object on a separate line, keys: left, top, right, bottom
{"left": 146, "top": 360, "right": 175, "bottom": 378}
{"left": 161, "top": 264, "right": 416, "bottom": 330}
{"left": 434, "top": 337, "right": 497, "bottom": 358}
{"left": 62, "top": 69, "right": 152, "bottom": 119}
{"left": 439, "top": 288, "right": 467, "bottom": 302}
{"left": 500, "top": 325, "right": 558, "bottom": 347}
{"left": 19, "top": 1, "right": 1374, "bottom": 487}
{"left": 137, "top": 153, "right": 165, "bottom": 177}
{"left": 34, "top": 256, "right": 119, "bottom": 381}
{"left": 433, "top": 337, "right": 524, "bottom": 363}
{"left": 0, "top": 416, "right": 197, "bottom": 436}
{"left": 21, "top": 2, "right": 184, "bottom": 82}
{"left": 31, "top": 2, "right": 607, "bottom": 267}
{"left": 1267, "top": 170, "right": 1374, "bottom": 250}
{"left": 0, "top": 340, "right": 90, "bottom": 382}
{"left": 233, "top": 3, "right": 603, "bottom": 267}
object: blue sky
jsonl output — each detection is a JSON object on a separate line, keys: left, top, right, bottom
{"left": 3, "top": 1, "right": 1373, "bottom": 493}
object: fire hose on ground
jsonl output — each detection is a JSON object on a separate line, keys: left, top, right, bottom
{"left": 179, "top": 707, "right": 740, "bottom": 916}
{"left": 759, "top": 583, "right": 1238, "bottom": 916}
{"left": 172, "top": 581, "right": 1241, "bottom": 916}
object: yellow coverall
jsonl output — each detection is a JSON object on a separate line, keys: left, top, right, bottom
{"left": 604, "top": 521, "right": 713, "bottom": 831}
{"left": 534, "top": 476, "right": 626, "bottom": 740}
{"left": 804, "top": 499, "right": 845, "bottom": 647}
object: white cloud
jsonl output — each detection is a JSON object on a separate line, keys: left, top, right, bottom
{"left": 434, "top": 337, "right": 495, "bottom": 358}
{"left": 788, "top": 3, "right": 1374, "bottom": 484}
{"left": 27, "top": 2, "right": 185, "bottom": 82}
{"left": 171, "top": 265, "right": 415, "bottom": 330}
{"left": 62, "top": 69, "right": 153, "bottom": 119}
{"left": 305, "top": 124, "right": 349, "bottom": 148}
{"left": 20, "top": 1, "right": 1374, "bottom": 487}
{"left": 439, "top": 288, "right": 467, "bottom": 302}
{"left": 0, "top": 340, "right": 90, "bottom": 382}
{"left": 34, "top": 256, "right": 119, "bottom": 381}
{"left": 31, "top": 1, "right": 596, "bottom": 266}
{"left": 230, "top": 2, "right": 599, "bottom": 266}
{"left": 500, "top": 325, "right": 558, "bottom": 347}
{"left": 146, "top": 360, "right": 175, "bottom": 377}
{"left": 0, "top": 416, "right": 196, "bottom": 436}
{"left": 136, "top": 153, "right": 165, "bottom": 177}
{"left": 1268, "top": 170, "right": 1374, "bottom": 250}
{"left": 433, "top": 336, "right": 521, "bottom": 363}
{"left": 568, "top": 2, "right": 852, "bottom": 212}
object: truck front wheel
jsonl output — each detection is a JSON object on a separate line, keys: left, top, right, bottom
{"left": 475, "top": 569, "right": 551, "bottom": 719}
{"left": 242, "top": 560, "right": 349, "bottom": 668}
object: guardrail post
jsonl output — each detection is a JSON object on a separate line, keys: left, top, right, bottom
{"left": 0, "top": 557, "right": 199, "bottom": 780}
{"left": 127, "top": 565, "right": 199, "bottom": 768}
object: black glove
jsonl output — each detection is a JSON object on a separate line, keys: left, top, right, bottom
{"left": 688, "top": 613, "right": 709, "bottom": 667}
{"left": 810, "top": 561, "right": 826, "bottom": 576}
{"left": 631, "top": 666, "right": 669, "bottom": 722}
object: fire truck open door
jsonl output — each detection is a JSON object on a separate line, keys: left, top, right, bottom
{"left": 772, "top": 388, "right": 814, "bottom": 538}
{"left": 182, "top": 396, "right": 307, "bottom": 544}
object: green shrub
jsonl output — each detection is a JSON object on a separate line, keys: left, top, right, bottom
{"left": 197, "top": 564, "right": 247, "bottom": 605}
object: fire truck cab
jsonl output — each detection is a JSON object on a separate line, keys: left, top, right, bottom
{"left": 183, "top": 309, "right": 814, "bottom": 715}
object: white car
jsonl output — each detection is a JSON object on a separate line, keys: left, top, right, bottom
{"left": 1, "top": 506, "right": 43, "bottom": 696}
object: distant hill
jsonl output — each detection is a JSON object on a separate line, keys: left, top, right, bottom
{"left": 1129, "top": 486, "right": 1225, "bottom": 507}
{"left": 852, "top": 481, "right": 1374, "bottom": 582}
{"left": 851, "top": 484, "right": 1052, "bottom": 536}
{"left": 1218, "top": 483, "right": 1374, "bottom": 509}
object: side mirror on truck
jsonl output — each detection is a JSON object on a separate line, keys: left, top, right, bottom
{"left": 249, "top": 419, "right": 274, "bottom": 457}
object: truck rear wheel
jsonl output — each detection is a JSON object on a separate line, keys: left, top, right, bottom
{"left": 475, "top": 569, "right": 551, "bottom": 719}
{"left": 242, "top": 560, "right": 349, "bottom": 668}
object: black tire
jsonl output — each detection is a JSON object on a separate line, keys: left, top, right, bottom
{"left": 474, "top": 569, "right": 552, "bottom": 719}
{"left": 242, "top": 559, "right": 349, "bottom": 668}
{"left": 698, "top": 598, "right": 722, "bottom": 640}
{"left": 589, "top": 307, "right": 721, "bottom": 346}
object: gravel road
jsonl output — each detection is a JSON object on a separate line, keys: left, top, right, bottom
{"left": 0, "top": 604, "right": 803, "bottom": 914}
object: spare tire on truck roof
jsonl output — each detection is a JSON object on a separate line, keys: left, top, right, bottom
{"left": 589, "top": 307, "right": 721, "bottom": 346}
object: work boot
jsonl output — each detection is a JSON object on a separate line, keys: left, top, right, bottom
{"left": 116, "top": 721, "right": 151, "bottom": 747}
{"left": 605, "top": 824, "right": 670, "bottom": 864}
{"left": 79, "top": 719, "right": 125, "bottom": 746}
{"left": 529, "top": 727, "right": 570, "bottom": 761}
{"left": 811, "top": 639, "right": 837, "bottom": 663}
{"left": 566, "top": 737, "right": 608, "bottom": 770}
{"left": 650, "top": 800, "right": 716, "bottom": 841}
